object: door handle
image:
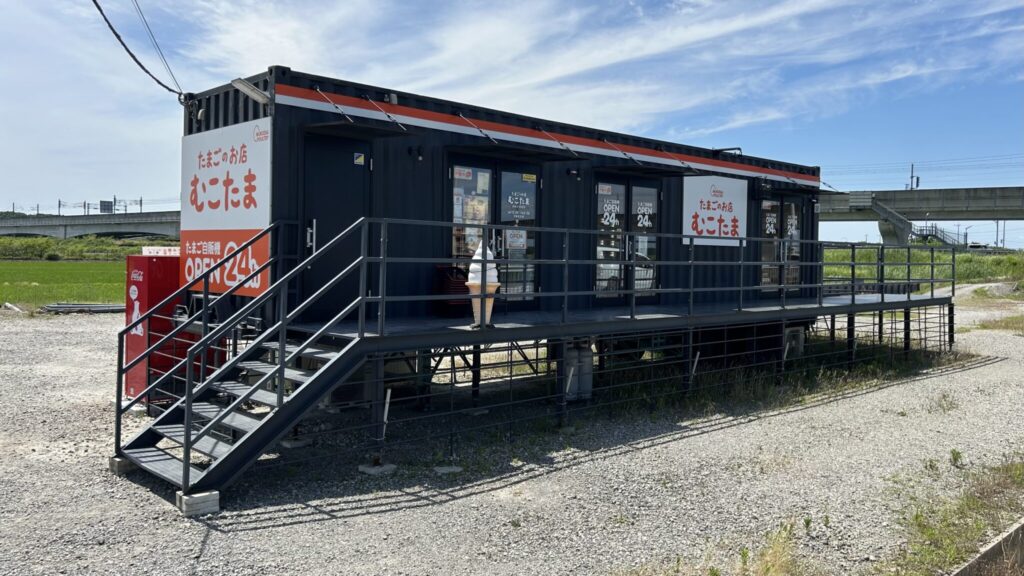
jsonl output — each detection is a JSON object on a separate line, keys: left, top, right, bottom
{"left": 306, "top": 219, "right": 318, "bottom": 251}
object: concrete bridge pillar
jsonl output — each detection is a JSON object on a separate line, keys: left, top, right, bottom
{"left": 878, "top": 220, "right": 910, "bottom": 246}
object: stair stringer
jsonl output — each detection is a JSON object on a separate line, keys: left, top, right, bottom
{"left": 188, "top": 338, "right": 367, "bottom": 493}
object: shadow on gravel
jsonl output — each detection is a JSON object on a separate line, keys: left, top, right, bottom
{"left": 194, "top": 354, "right": 1002, "bottom": 534}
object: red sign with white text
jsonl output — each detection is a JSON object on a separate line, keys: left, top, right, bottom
{"left": 179, "top": 229, "right": 269, "bottom": 297}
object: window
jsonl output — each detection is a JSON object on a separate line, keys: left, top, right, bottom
{"left": 452, "top": 165, "right": 491, "bottom": 258}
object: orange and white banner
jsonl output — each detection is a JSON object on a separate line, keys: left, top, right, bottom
{"left": 179, "top": 229, "right": 270, "bottom": 297}
{"left": 180, "top": 118, "right": 272, "bottom": 296}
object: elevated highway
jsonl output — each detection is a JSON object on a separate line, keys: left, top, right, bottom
{"left": 0, "top": 211, "right": 180, "bottom": 239}
{"left": 818, "top": 187, "right": 1024, "bottom": 244}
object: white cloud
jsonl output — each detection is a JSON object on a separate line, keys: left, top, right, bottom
{"left": 0, "top": 0, "right": 1020, "bottom": 210}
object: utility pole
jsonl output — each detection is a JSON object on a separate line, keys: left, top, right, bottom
{"left": 1002, "top": 220, "right": 1007, "bottom": 248}
{"left": 139, "top": 196, "right": 143, "bottom": 213}
{"left": 907, "top": 163, "right": 920, "bottom": 190}
{"left": 995, "top": 220, "right": 1000, "bottom": 246}
{"left": 57, "top": 200, "right": 61, "bottom": 216}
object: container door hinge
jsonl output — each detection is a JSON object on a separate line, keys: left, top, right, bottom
{"left": 369, "top": 157, "right": 374, "bottom": 172}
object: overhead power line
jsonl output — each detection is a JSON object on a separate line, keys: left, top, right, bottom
{"left": 91, "top": 0, "right": 182, "bottom": 97}
{"left": 130, "top": 0, "right": 181, "bottom": 94}
{"left": 823, "top": 153, "right": 1024, "bottom": 170}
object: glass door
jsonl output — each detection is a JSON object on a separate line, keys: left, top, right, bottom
{"left": 451, "top": 162, "right": 539, "bottom": 312}
{"left": 452, "top": 164, "right": 492, "bottom": 259}
{"left": 760, "top": 200, "right": 781, "bottom": 292}
{"left": 498, "top": 170, "right": 537, "bottom": 301}
{"left": 630, "top": 185, "right": 658, "bottom": 298}
{"left": 782, "top": 202, "right": 801, "bottom": 293}
{"left": 595, "top": 180, "right": 660, "bottom": 303}
{"left": 595, "top": 182, "right": 627, "bottom": 299}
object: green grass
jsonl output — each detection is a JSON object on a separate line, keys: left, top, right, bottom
{"left": 822, "top": 248, "right": 1024, "bottom": 285}
{"left": 975, "top": 314, "right": 1024, "bottom": 336}
{"left": 0, "top": 235, "right": 176, "bottom": 261}
{"left": 0, "top": 260, "right": 125, "bottom": 309}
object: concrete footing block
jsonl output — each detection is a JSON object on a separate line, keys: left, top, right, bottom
{"left": 433, "top": 465, "right": 463, "bottom": 475}
{"left": 279, "top": 437, "right": 312, "bottom": 449}
{"left": 108, "top": 456, "right": 136, "bottom": 476}
{"left": 176, "top": 490, "right": 220, "bottom": 517}
{"left": 358, "top": 463, "right": 397, "bottom": 476}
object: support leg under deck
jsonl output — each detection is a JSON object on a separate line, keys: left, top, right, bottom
{"left": 948, "top": 303, "right": 955, "bottom": 350}
{"left": 847, "top": 313, "right": 856, "bottom": 366}
{"left": 903, "top": 308, "right": 912, "bottom": 357}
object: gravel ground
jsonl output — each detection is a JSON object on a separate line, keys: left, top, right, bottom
{"left": 1, "top": 288, "right": 1023, "bottom": 576}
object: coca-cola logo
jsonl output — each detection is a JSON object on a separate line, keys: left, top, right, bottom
{"left": 130, "top": 269, "right": 143, "bottom": 282}
{"left": 253, "top": 125, "right": 269, "bottom": 142}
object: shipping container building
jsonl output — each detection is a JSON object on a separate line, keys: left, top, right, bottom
{"left": 114, "top": 66, "right": 956, "bottom": 513}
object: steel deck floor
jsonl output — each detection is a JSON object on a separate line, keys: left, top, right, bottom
{"left": 291, "top": 293, "right": 950, "bottom": 344}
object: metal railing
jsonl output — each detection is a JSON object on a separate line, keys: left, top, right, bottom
{"left": 913, "top": 223, "right": 964, "bottom": 246}
{"left": 113, "top": 221, "right": 291, "bottom": 453}
{"left": 353, "top": 218, "right": 956, "bottom": 333}
{"left": 118, "top": 216, "right": 957, "bottom": 492}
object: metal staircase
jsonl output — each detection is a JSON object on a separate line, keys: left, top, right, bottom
{"left": 870, "top": 199, "right": 963, "bottom": 246}
{"left": 114, "top": 218, "right": 375, "bottom": 500}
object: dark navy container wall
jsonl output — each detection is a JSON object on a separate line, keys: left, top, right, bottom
{"left": 182, "top": 66, "right": 821, "bottom": 323}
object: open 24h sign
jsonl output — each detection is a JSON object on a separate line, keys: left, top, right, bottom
{"left": 682, "top": 176, "right": 748, "bottom": 246}
{"left": 179, "top": 119, "right": 272, "bottom": 297}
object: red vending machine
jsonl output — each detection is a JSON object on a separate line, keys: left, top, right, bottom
{"left": 124, "top": 255, "right": 182, "bottom": 399}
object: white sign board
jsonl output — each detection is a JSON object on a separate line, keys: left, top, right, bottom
{"left": 683, "top": 176, "right": 747, "bottom": 246}
{"left": 141, "top": 246, "right": 181, "bottom": 256}
{"left": 179, "top": 118, "right": 272, "bottom": 296}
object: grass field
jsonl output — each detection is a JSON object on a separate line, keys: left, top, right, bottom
{"left": 0, "top": 235, "right": 176, "bottom": 261}
{"left": 0, "top": 261, "right": 125, "bottom": 309}
{"left": 823, "top": 246, "right": 1024, "bottom": 284}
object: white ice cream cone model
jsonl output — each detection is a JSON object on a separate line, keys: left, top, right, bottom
{"left": 466, "top": 243, "right": 500, "bottom": 328}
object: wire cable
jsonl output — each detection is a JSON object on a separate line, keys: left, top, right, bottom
{"left": 130, "top": 0, "right": 181, "bottom": 94}
{"left": 91, "top": 0, "right": 181, "bottom": 97}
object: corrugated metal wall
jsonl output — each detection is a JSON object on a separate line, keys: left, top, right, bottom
{"left": 184, "top": 67, "right": 820, "bottom": 322}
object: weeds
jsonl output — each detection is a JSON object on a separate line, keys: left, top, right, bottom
{"left": 886, "top": 453, "right": 1024, "bottom": 575}
{"left": 976, "top": 314, "right": 1024, "bottom": 336}
{"left": 927, "top": 391, "right": 959, "bottom": 414}
{"left": 950, "top": 448, "right": 965, "bottom": 469}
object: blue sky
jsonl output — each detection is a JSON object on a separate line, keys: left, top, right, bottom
{"left": 1, "top": 1, "right": 1021, "bottom": 243}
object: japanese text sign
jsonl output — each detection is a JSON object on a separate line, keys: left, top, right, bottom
{"left": 180, "top": 119, "right": 272, "bottom": 296}
{"left": 682, "top": 176, "right": 747, "bottom": 246}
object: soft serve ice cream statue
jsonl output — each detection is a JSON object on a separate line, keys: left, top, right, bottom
{"left": 465, "top": 241, "right": 500, "bottom": 328}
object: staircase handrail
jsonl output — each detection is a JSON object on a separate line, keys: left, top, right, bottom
{"left": 178, "top": 217, "right": 369, "bottom": 487}
{"left": 119, "top": 221, "right": 280, "bottom": 338}
{"left": 114, "top": 221, "right": 285, "bottom": 452}
{"left": 116, "top": 221, "right": 281, "bottom": 390}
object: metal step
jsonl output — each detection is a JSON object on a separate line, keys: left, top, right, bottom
{"left": 190, "top": 402, "right": 261, "bottom": 434}
{"left": 210, "top": 380, "right": 281, "bottom": 408}
{"left": 259, "top": 341, "right": 338, "bottom": 362}
{"left": 123, "top": 446, "right": 204, "bottom": 488}
{"left": 153, "top": 424, "right": 233, "bottom": 460}
{"left": 237, "top": 360, "right": 313, "bottom": 383}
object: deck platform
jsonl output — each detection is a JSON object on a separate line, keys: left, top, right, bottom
{"left": 293, "top": 293, "right": 951, "bottom": 351}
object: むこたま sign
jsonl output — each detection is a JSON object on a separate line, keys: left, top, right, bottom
{"left": 682, "top": 176, "right": 747, "bottom": 246}
{"left": 179, "top": 119, "right": 272, "bottom": 296}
